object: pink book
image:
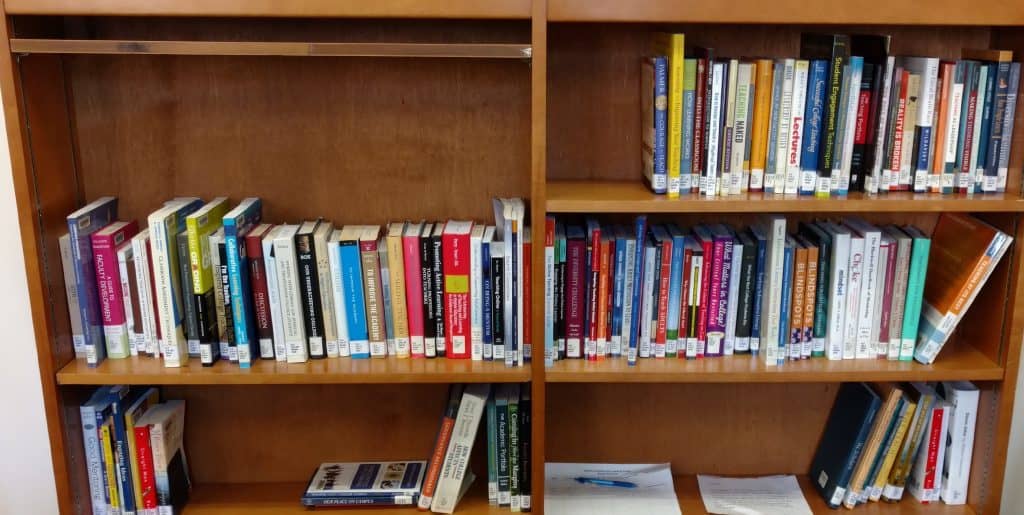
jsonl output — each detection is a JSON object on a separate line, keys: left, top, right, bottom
{"left": 403, "top": 222, "right": 426, "bottom": 358}
{"left": 877, "top": 236, "right": 897, "bottom": 358}
{"left": 91, "top": 220, "right": 139, "bottom": 358}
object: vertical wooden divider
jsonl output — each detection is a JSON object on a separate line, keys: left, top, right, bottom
{"left": 530, "top": 0, "right": 548, "bottom": 513}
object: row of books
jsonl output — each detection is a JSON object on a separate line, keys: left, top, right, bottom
{"left": 61, "top": 196, "right": 531, "bottom": 368}
{"left": 80, "top": 386, "right": 190, "bottom": 515}
{"left": 541, "top": 213, "right": 1011, "bottom": 366}
{"left": 643, "top": 32, "right": 1022, "bottom": 197}
{"left": 811, "top": 381, "right": 980, "bottom": 508}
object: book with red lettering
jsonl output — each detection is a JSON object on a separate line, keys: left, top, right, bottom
{"left": 246, "top": 223, "right": 276, "bottom": 360}
{"left": 652, "top": 225, "right": 673, "bottom": 358}
{"left": 133, "top": 421, "right": 158, "bottom": 513}
{"left": 92, "top": 220, "right": 140, "bottom": 359}
{"left": 443, "top": 220, "right": 474, "bottom": 359}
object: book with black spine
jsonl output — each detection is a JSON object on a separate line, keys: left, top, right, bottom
{"left": 420, "top": 223, "right": 437, "bottom": 358}
{"left": 801, "top": 33, "right": 851, "bottom": 197}
{"left": 431, "top": 223, "right": 446, "bottom": 358}
{"left": 295, "top": 220, "right": 326, "bottom": 359}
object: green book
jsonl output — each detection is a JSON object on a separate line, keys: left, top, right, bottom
{"left": 486, "top": 391, "right": 498, "bottom": 505}
{"left": 899, "top": 227, "right": 931, "bottom": 362}
{"left": 496, "top": 386, "right": 511, "bottom": 506}
{"left": 508, "top": 384, "right": 521, "bottom": 512}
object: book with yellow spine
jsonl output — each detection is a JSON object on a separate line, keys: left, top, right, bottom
{"left": 100, "top": 419, "right": 120, "bottom": 514}
{"left": 386, "top": 222, "right": 411, "bottom": 358}
{"left": 653, "top": 32, "right": 685, "bottom": 197}
{"left": 185, "top": 197, "right": 229, "bottom": 365}
{"left": 869, "top": 394, "right": 916, "bottom": 502}
{"left": 749, "top": 59, "right": 774, "bottom": 191}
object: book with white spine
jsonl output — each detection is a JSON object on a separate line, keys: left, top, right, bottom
{"left": 730, "top": 61, "right": 753, "bottom": 195}
{"left": 314, "top": 221, "right": 339, "bottom": 358}
{"left": 843, "top": 227, "right": 865, "bottom": 360}
{"left": 837, "top": 57, "right": 864, "bottom": 194}
{"left": 116, "top": 241, "right": 142, "bottom": 356}
{"left": 431, "top": 383, "right": 491, "bottom": 514}
{"left": 938, "top": 381, "right": 979, "bottom": 505}
{"left": 148, "top": 197, "right": 202, "bottom": 368}
{"left": 470, "top": 224, "right": 485, "bottom": 360}
{"left": 264, "top": 226, "right": 288, "bottom": 361}
{"left": 758, "top": 215, "right": 786, "bottom": 366}
{"left": 704, "top": 62, "right": 724, "bottom": 197}
{"left": 326, "top": 229, "right": 350, "bottom": 358}
{"left": 131, "top": 230, "right": 158, "bottom": 357}
{"left": 272, "top": 224, "right": 308, "bottom": 363}
{"left": 844, "top": 217, "right": 882, "bottom": 359}
{"left": 822, "top": 222, "right": 851, "bottom": 361}
{"left": 786, "top": 60, "right": 810, "bottom": 194}
{"left": 774, "top": 59, "right": 796, "bottom": 196}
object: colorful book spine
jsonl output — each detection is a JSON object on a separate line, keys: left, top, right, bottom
{"left": 246, "top": 224, "right": 276, "bottom": 360}
{"left": 148, "top": 198, "right": 203, "bottom": 368}
{"left": 222, "top": 198, "right": 262, "bottom": 367}
{"left": 653, "top": 32, "right": 685, "bottom": 196}
{"left": 338, "top": 226, "right": 368, "bottom": 359}
{"left": 627, "top": 216, "right": 647, "bottom": 363}
{"left": 326, "top": 231, "right": 350, "bottom": 358}
{"left": 185, "top": 197, "right": 229, "bottom": 364}
{"left": 176, "top": 231, "right": 201, "bottom": 358}
{"left": 544, "top": 219, "right": 556, "bottom": 365}
{"left": 442, "top": 221, "right": 473, "bottom": 359}
{"left": 996, "top": 63, "right": 1021, "bottom": 193}
{"left": 749, "top": 59, "right": 773, "bottom": 191}
{"left": 786, "top": 60, "right": 809, "bottom": 195}
{"left": 666, "top": 226, "right": 686, "bottom": 356}
{"left": 642, "top": 56, "right": 668, "bottom": 194}
{"left": 93, "top": 221, "right": 140, "bottom": 359}
{"left": 692, "top": 58, "right": 708, "bottom": 194}
{"left": 900, "top": 227, "right": 931, "bottom": 361}
{"left": 778, "top": 238, "right": 794, "bottom": 363}
{"left": 404, "top": 224, "right": 426, "bottom": 358}
{"left": 60, "top": 234, "right": 86, "bottom": 358}
{"left": 67, "top": 196, "right": 118, "bottom": 365}
{"left": 801, "top": 60, "right": 828, "bottom": 195}
{"left": 681, "top": 59, "right": 698, "bottom": 194}
{"left": 482, "top": 229, "right": 494, "bottom": 361}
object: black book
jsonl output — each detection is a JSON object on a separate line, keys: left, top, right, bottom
{"left": 491, "top": 242, "right": 505, "bottom": 361}
{"left": 519, "top": 386, "right": 532, "bottom": 511}
{"left": 850, "top": 34, "right": 892, "bottom": 192}
{"left": 176, "top": 232, "right": 201, "bottom": 358}
{"left": 810, "top": 382, "right": 881, "bottom": 508}
{"left": 217, "top": 239, "right": 236, "bottom": 362}
{"left": 431, "top": 223, "right": 446, "bottom": 358}
{"left": 420, "top": 223, "right": 436, "bottom": 358}
{"left": 801, "top": 33, "right": 851, "bottom": 192}
{"left": 734, "top": 231, "right": 756, "bottom": 353}
{"left": 849, "top": 62, "right": 876, "bottom": 191}
{"left": 295, "top": 220, "right": 326, "bottom": 359}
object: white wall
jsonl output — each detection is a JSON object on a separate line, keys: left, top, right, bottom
{"left": 1005, "top": 370, "right": 1024, "bottom": 512}
{"left": 0, "top": 101, "right": 58, "bottom": 514}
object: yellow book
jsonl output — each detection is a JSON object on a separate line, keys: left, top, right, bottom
{"left": 124, "top": 388, "right": 160, "bottom": 510}
{"left": 386, "top": 222, "right": 410, "bottom": 358}
{"left": 870, "top": 395, "right": 916, "bottom": 502}
{"left": 749, "top": 59, "right": 774, "bottom": 191}
{"left": 100, "top": 419, "right": 120, "bottom": 513}
{"left": 185, "top": 196, "right": 230, "bottom": 294}
{"left": 653, "top": 32, "right": 685, "bottom": 197}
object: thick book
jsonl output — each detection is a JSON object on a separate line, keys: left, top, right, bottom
{"left": 496, "top": 384, "right": 512, "bottom": 506}
{"left": 915, "top": 214, "right": 1012, "bottom": 364}
{"left": 900, "top": 226, "right": 930, "bottom": 361}
{"left": 123, "top": 387, "right": 160, "bottom": 513}
{"left": 843, "top": 383, "right": 904, "bottom": 508}
{"left": 431, "top": 383, "right": 490, "bottom": 514}
{"left": 246, "top": 223, "right": 276, "bottom": 360}
{"left": 432, "top": 223, "right": 447, "bottom": 358}
{"left": 642, "top": 55, "right": 668, "bottom": 194}
{"left": 749, "top": 59, "right": 774, "bottom": 191}
{"left": 564, "top": 226, "right": 586, "bottom": 359}
{"left": 653, "top": 32, "right": 685, "bottom": 196}
{"left": 681, "top": 58, "right": 699, "bottom": 193}
{"left": 92, "top": 220, "right": 140, "bottom": 359}
{"left": 136, "top": 400, "right": 190, "bottom": 514}
{"left": 800, "top": 33, "right": 850, "bottom": 197}
{"left": 757, "top": 216, "right": 786, "bottom": 365}
{"left": 419, "top": 385, "right": 464, "bottom": 510}
{"left": 271, "top": 225, "right": 308, "bottom": 363}
{"left": 384, "top": 222, "right": 410, "bottom": 358}
{"left": 844, "top": 217, "right": 882, "bottom": 360}
{"left": 883, "top": 226, "right": 912, "bottom": 361}
{"left": 222, "top": 198, "right": 263, "bottom": 367}
{"left": 148, "top": 198, "right": 203, "bottom": 368}
{"left": 81, "top": 386, "right": 127, "bottom": 514}
{"left": 175, "top": 231, "right": 201, "bottom": 359}
{"left": 185, "top": 197, "right": 229, "bottom": 364}
{"left": 907, "top": 400, "right": 951, "bottom": 503}
{"left": 810, "top": 382, "right": 882, "bottom": 509}
{"left": 326, "top": 229, "right": 348, "bottom": 358}
{"left": 822, "top": 222, "right": 851, "bottom": 361}
{"left": 67, "top": 196, "right": 119, "bottom": 365}
{"left": 442, "top": 221, "right": 474, "bottom": 359}
{"left": 937, "top": 381, "right": 979, "bottom": 505}
{"left": 797, "top": 223, "right": 830, "bottom": 357}
{"left": 296, "top": 220, "right": 327, "bottom": 359}
{"left": 800, "top": 60, "right": 829, "bottom": 195}
{"left": 304, "top": 462, "right": 425, "bottom": 506}
{"left": 883, "top": 382, "right": 937, "bottom": 501}
{"left": 850, "top": 34, "right": 892, "bottom": 192}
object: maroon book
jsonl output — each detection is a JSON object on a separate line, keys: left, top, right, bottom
{"left": 246, "top": 223, "right": 276, "bottom": 359}
{"left": 565, "top": 226, "right": 587, "bottom": 359}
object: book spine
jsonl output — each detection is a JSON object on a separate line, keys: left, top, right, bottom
{"left": 244, "top": 235, "right": 273, "bottom": 360}
{"left": 941, "top": 388, "right": 979, "bottom": 504}
{"left": 217, "top": 240, "right": 236, "bottom": 361}
{"left": 789, "top": 247, "right": 806, "bottom": 360}
{"left": 929, "top": 63, "right": 951, "bottom": 193}
{"left": 778, "top": 243, "right": 793, "bottom": 363}
{"left": 983, "top": 62, "right": 1011, "bottom": 193}
{"left": 420, "top": 232, "right": 437, "bottom": 358}
{"left": 69, "top": 222, "right": 108, "bottom": 366}
{"left": 93, "top": 234, "right": 130, "bottom": 359}
{"left": 619, "top": 237, "right": 635, "bottom": 358}
{"left": 851, "top": 62, "right": 875, "bottom": 192}
{"left": 431, "top": 385, "right": 489, "bottom": 514}
{"left": 941, "top": 65, "right": 964, "bottom": 194}
{"left": 361, "top": 239, "right": 386, "bottom": 357}
{"left": 816, "top": 48, "right": 847, "bottom": 197}
{"left": 696, "top": 237, "right": 713, "bottom": 358}
{"left": 597, "top": 240, "right": 611, "bottom": 358}
{"left": 443, "top": 229, "right": 472, "bottom": 359}
{"left": 655, "top": 238, "right": 671, "bottom": 357}
{"left": 175, "top": 232, "right": 200, "bottom": 361}
{"left": 327, "top": 240, "right": 349, "bottom": 358}
{"left": 870, "top": 57, "right": 896, "bottom": 193}
{"left": 730, "top": 62, "right": 751, "bottom": 194}
{"left": 275, "top": 236, "right": 308, "bottom": 363}
{"left": 418, "top": 387, "right": 462, "bottom": 510}
{"left": 111, "top": 404, "right": 137, "bottom": 513}
{"left": 856, "top": 230, "right": 881, "bottom": 359}
{"left": 877, "top": 241, "right": 897, "bottom": 358}
{"left": 997, "top": 63, "right": 1021, "bottom": 192}
{"left": 786, "top": 60, "right": 808, "bottom": 195}
{"left": 519, "top": 391, "right": 532, "bottom": 511}
{"left": 972, "top": 66, "right": 991, "bottom": 194}
{"left": 225, "top": 224, "right": 257, "bottom": 367}
{"left": 131, "top": 237, "right": 156, "bottom": 357}
{"left": 296, "top": 232, "right": 325, "bottom": 359}
{"left": 681, "top": 59, "right": 697, "bottom": 194}
{"left": 686, "top": 249, "right": 702, "bottom": 358}
{"left": 844, "top": 236, "right": 864, "bottom": 359}
{"left": 666, "top": 234, "right": 685, "bottom": 356}
{"left": 628, "top": 217, "right": 647, "bottom": 363}
{"left": 508, "top": 392, "right": 521, "bottom": 511}
{"left": 544, "top": 220, "right": 556, "bottom": 365}
{"left": 565, "top": 235, "right": 585, "bottom": 359}
{"left": 826, "top": 232, "right": 849, "bottom": 360}
{"left": 750, "top": 236, "right": 766, "bottom": 354}
{"left": 749, "top": 60, "right": 772, "bottom": 191}
{"left": 724, "top": 242, "right": 742, "bottom": 355}
{"left": 960, "top": 66, "right": 980, "bottom": 194}
{"left": 432, "top": 233, "right": 446, "bottom": 358}
{"left": 340, "top": 240, "right": 368, "bottom": 359}
{"left": 912, "top": 60, "right": 940, "bottom": 192}
{"left": 523, "top": 238, "right": 532, "bottom": 363}
{"left": 378, "top": 243, "right": 396, "bottom": 356}
{"left": 901, "top": 237, "right": 931, "bottom": 361}
{"left": 802, "top": 244, "right": 818, "bottom": 358}
{"left": 765, "top": 62, "right": 784, "bottom": 193}
{"left": 487, "top": 394, "right": 498, "bottom": 505}
{"left": 887, "top": 237, "right": 910, "bottom": 360}
{"left": 404, "top": 233, "right": 426, "bottom": 358}
{"left": 133, "top": 425, "right": 157, "bottom": 513}
{"left": 643, "top": 57, "right": 668, "bottom": 194}
{"left": 148, "top": 420, "right": 171, "bottom": 513}
{"left": 80, "top": 405, "right": 105, "bottom": 514}
{"left": 483, "top": 240, "right": 494, "bottom": 361}
{"left": 734, "top": 243, "right": 755, "bottom": 353}
{"left": 120, "top": 246, "right": 142, "bottom": 357}
{"left": 60, "top": 234, "right": 86, "bottom": 356}
{"left": 664, "top": 35, "right": 685, "bottom": 196}
{"left": 692, "top": 59, "right": 708, "bottom": 194}
{"left": 704, "top": 63, "right": 723, "bottom": 196}
{"left": 705, "top": 236, "right": 729, "bottom": 356}
{"left": 585, "top": 226, "right": 600, "bottom": 360}
{"left": 801, "top": 60, "right": 827, "bottom": 195}
{"left": 149, "top": 214, "right": 187, "bottom": 367}
{"left": 314, "top": 230, "right": 339, "bottom": 358}
{"left": 386, "top": 232, "right": 411, "bottom": 358}
{"left": 492, "top": 253, "right": 505, "bottom": 363}
{"left": 638, "top": 242, "right": 656, "bottom": 358}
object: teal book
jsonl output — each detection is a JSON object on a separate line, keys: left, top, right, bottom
{"left": 486, "top": 391, "right": 498, "bottom": 505}
{"left": 810, "top": 382, "right": 882, "bottom": 509}
{"left": 222, "top": 198, "right": 262, "bottom": 368}
{"left": 899, "top": 226, "right": 930, "bottom": 362}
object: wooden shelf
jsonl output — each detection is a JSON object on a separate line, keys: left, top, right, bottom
{"left": 182, "top": 480, "right": 501, "bottom": 514}
{"left": 4, "top": 0, "right": 530, "bottom": 19}
{"left": 56, "top": 356, "right": 530, "bottom": 385}
{"left": 672, "top": 474, "right": 976, "bottom": 514}
{"left": 545, "top": 345, "right": 1003, "bottom": 383}
{"left": 546, "top": 180, "right": 1024, "bottom": 213}
{"left": 9, "top": 39, "right": 532, "bottom": 59}
{"left": 548, "top": 0, "right": 1024, "bottom": 25}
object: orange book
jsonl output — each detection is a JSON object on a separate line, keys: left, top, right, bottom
{"left": 596, "top": 235, "right": 612, "bottom": 359}
{"left": 789, "top": 242, "right": 808, "bottom": 361}
{"left": 801, "top": 239, "right": 818, "bottom": 359}
{"left": 417, "top": 384, "right": 463, "bottom": 510}
{"left": 916, "top": 213, "right": 1013, "bottom": 363}
{"left": 748, "top": 59, "right": 774, "bottom": 192}
{"left": 930, "top": 61, "right": 953, "bottom": 193}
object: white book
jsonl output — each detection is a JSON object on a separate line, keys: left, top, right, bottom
{"left": 272, "top": 224, "right": 308, "bottom": 363}
{"left": 723, "top": 238, "right": 742, "bottom": 355}
{"left": 843, "top": 231, "right": 864, "bottom": 360}
{"left": 313, "top": 222, "right": 339, "bottom": 358}
{"left": 262, "top": 227, "right": 287, "bottom": 361}
{"left": 731, "top": 62, "right": 753, "bottom": 195}
{"left": 838, "top": 61, "right": 863, "bottom": 194}
{"left": 620, "top": 234, "right": 637, "bottom": 354}
{"left": 431, "top": 383, "right": 491, "bottom": 514}
{"left": 327, "top": 230, "right": 350, "bottom": 358}
{"left": 759, "top": 215, "right": 786, "bottom": 366}
{"left": 722, "top": 59, "right": 739, "bottom": 195}
{"left": 869, "top": 56, "right": 896, "bottom": 193}
{"left": 470, "top": 224, "right": 485, "bottom": 361}
{"left": 638, "top": 241, "right": 656, "bottom": 358}
{"left": 60, "top": 233, "right": 87, "bottom": 358}
{"left": 884, "top": 226, "right": 912, "bottom": 360}
{"left": 908, "top": 400, "right": 951, "bottom": 503}
{"left": 704, "top": 63, "right": 724, "bottom": 197}
{"left": 824, "top": 222, "right": 851, "bottom": 360}
{"left": 902, "top": 57, "right": 941, "bottom": 193}
{"left": 515, "top": 200, "right": 527, "bottom": 365}
{"left": 131, "top": 230, "right": 158, "bottom": 357}
{"left": 786, "top": 59, "right": 809, "bottom": 195}
{"left": 686, "top": 241, "right": 703, "bottom": 358}
{"left": 116, "top": 242, "right": 140, "bottom": 356}
{"left": 774, "top": 59, "right": 795, "bottom": 196}
{"left": 941, "top": 72, "right": 965, "bottom": 193}
{"left": 148, "top": 198, "right": 201, "bottom": 368}
{"left": 939, "top": 381, "right": 979, "bottom": 505}
{"left": 844, "top": 217, "right": 881, "bottom": 359}
{"left": 138, "top": 400, "right": 189, "bottom": 515}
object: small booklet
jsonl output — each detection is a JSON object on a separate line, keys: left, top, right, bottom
{"left": 302, "top": 461, "right": 427, "bottom": 507}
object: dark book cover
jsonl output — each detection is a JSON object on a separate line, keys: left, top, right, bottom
{"left": 552, "top": 236, "right": 563, "bottom": 357}
{"left": 519, "top": 388, "right": 532, "bottom": 511}
{"left": 565, "top": 226, "right": 587, "bottom": 359}
{"left": 176, "top": 232, "right": 200, "bottom": 357}
{"left": 164, "top": 448, "right": 191, "bottom": 513}
{"left": 246, "top": 226, "right": 275, "bottom": 359}
{"left": 692, "top": 57, "right": 709, "bottom": 191}
{"left": 985, "top": 61, "right": 1012, "bottom": 190}
{"left": 850, "top": 34, "right": 892, "bottom": 192}
{"left": 798, "top": 222, "right": 832, "bottom": 356}
{"left": 556, "top": 226, "right": 567, "bottom": 359}
{"left": 217, "top": 239, "right": 236, "bottom": 361}
{"left": 420, "top": 223, "right": 436, "bottom": 356}
{"left": 734, "top": 230, "right": 756, "bottom": 351}
{"left": 431, "top": 224, "right": 446, "bottom": 357}
{"left": 849, "top": 62, "right": 876, "bottom": 191}
{"left": 801, "top": 33, "right": 851, "bottom": 187}
{"left": 492, "top": 251, "right": 505, "bottom": 359}
{"left": 295, "top": 222, "right": 326, "bottom": 359}
{"left": 810, "top": 382, "right": 882, "bottom": 508}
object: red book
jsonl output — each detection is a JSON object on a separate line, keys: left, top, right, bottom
{"left": 442, "top": 220, "right": 473, "bottom": 359}
{"left": 921, "top": 404, "right": 947, "bottom": 499}
{"left": 692, "top": 58, "right": 708, "bottom": 194}
{"left": 585, "top": 219, "right": 601, "bottom": 360}
{"left": 523, "top": 234, "right": 532, "bottom": 362}
{"left": 564, "top": 226, "right": 586, "bottom": 359}
{"left": 877, "top": 238, "right": 897, "bottom": 358}
{"left": 694, "top": 228, "right": 714, "bottom": 358}
{"left": 417, "top": 385, "right": 463, "bottom": 510}
{"left": 678, "top": 244, "right": 693, "bottom": 358}
{"left": 655, "top": 231, "right": 672, "bottom": 358}
{"left": 92, "top": 220, "right": 140, "bottom": 357}
{"left": 246, "top": 224, "right": 275, "bottom": 359}
{"left": 133, "top": 423, "right": 158, "bottom": 511}
{"left": 403, "top": 223, "right": 426, "bottom": 358}
{"left": 890, "top": 69, "right": 910, "bottom": 191}
{"left": 596, "top": 236, "right": 611, "bottom": 359}
{"left": 604, "top": 238, "right": 615, "bottom": 347}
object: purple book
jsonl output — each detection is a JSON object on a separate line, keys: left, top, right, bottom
{"left": 705, "top": 224, "right": 734, "bottom": 357}
{"left": 564, "top": 226, "right": 587, "bottom": 359}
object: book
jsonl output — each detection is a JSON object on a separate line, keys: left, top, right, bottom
{"left": 801, "top": 60, "right": 829, "bottom": 195}
{"left": 431, "top": 383, "right": 491, "bottom": 514}
{"left": 92, "top": 220, "right": 140, "bottom": 359}
{"left": 936, "top": 381, "right": 979, "bottom": 505}
{"left": 907, "top": 400, "right": 951, "bottom": 503}
{"left": 81, "top": 386, "right": 127, "bottom": 514}
{"left": 432, "top": 223, "right": 447, "bottom": 358}
{"left": 915, "top": 213, "right": 1012, "bottom": 364}
{"left": 810, "top": 382, "right": 881, "bottom": 509}
{"left": 442, "top": 221, "right": 474, "bottom": 359}
{"left": 900, "top": 225, "right": 930, "bottom": 361}
{"left": 822, "top": 222, "right": 851, "bottom": 361}
{"left": 59, "top": 233, "right": 86, "bottom": 358}
{"left": 222, "top": 198, "right": 262, "bottom": 367}
{"left": 404, "top": 222, "right": 426, "bottom": 358}
{"left": 682, "top": 58, "right": 699, "bottom": 193}
{"left": 67, "top": 196, "right": 119, "bottom": 365}
{"left": 385, "top": 222, "right": 411, "bottom": 358}
{"left": 184, "top": 197, "right": 229, "bottom": 363}
{"left": 800, "top": 34, "right": 850, "bottom": 197}
{"left": 882, "top": 226, "right": 912, "bottom": 361}
{"left": 136, "top": 400, "right": 190, "bottom": 514}
{"left": 246, "top": 223, "right": 276, "bottom": 360}
{"left": 642, "top": 55, "right": 668, "bottom": 194}
{"left": 359, "top": 226, "right": 386, "bottom": 358}
{"left": 419, "top": 384, "right": 464, "bottom": 510}
{"left": 869, "top": 392, "right": 916, "bottom": 502}
{"left": 469, "top": 224, "right": 485, "bottom": 360}
{"left": 420, "top": 223, "right": 438, "bottom": 358}
{"left": 176, "top": 230, "right": 201, "bottom": 359}
{"left": 295, "top": 220, "right": 327, "bottom": 360}
{"left": 271, "top": 224, "right": 308, "bottom": 363}
{"left": 758, "top": 216, "right": 786, "bottom": 366}
{"left": 117, "top": 239, "right": 145, "bottom": 356}
{"left": 749, "top": 59, "right": 774, "bottom": 191}
{"left": 883, "top": 382, "right": 937, "bottom": 501}
{"left": 339, "top": 226, "right": 369, "bottom": 359}
{"left": 842, "top": 383, "right": 904, "bottom": 508}
{"left": 304, "top": 462, "right": 426, "bottom": 507}
{"left": 491, "top": 240, "right": 506, "bottom": 363}
{"left": 148, "top": 198, "right": 203, "bottom": 368}
{"left": 209, "top": 228, "right": 233, "bottom": 361}
{"left": 653, "top": 32, "right": 685, "bottom": 196}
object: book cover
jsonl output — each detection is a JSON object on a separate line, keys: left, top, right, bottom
{"left": 386, "top": 222, "right": 411, "bottom": 358}
{"left": 403, "top": 222, "right": 426, "bottom": 358}
{"left": 67, "top": 196, "right": 118, "bottom": 365}
{"left": 653, "top": 32, "right": 685, "bottom": 196}
{"left": 175, "top": 230, "right": 201, "bottom": 358}
{"left": 937, "top": 381, "right": 979, "bottom": 505}
{"left": 810, "top": 382, "right": 881, "bottom": 509}
{"left": 339, "top": 226, "right": 368, "bottom": 359}
{"left": 246, "top": 224, "right": 276, "bottom": 360}
{"left": 184, "top": 197, "right": 229, "bottom": 362}
{"left": 296, "top": 221, "right": 327, "bottom": 359}
{"left": 419, "top": 385, "right": 463, "bottom": 510}
{"left": 60, "top": 233, "right": 86, "bottom": 357}
{"left": 749, "top": 59, "right": 774, "bottom": 191}
{"left": 420, "top": 223, "right": 438, "bottom": 358}
{"left": 431, "top": 384, "right": 491, "bottom": 514}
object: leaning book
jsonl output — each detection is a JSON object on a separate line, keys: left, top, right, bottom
{"left": 302, "top": 461, "right": 427, "bottom": 507}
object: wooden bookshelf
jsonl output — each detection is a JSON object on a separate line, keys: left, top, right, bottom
{"left": 3, "top": 2, "right": 1023, "bottom": 515}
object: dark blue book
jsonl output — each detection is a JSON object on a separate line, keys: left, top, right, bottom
{"left": 810, "top": 382, "right": 882, "bottom": 509}
{"left": 801, "top": 60, "right": 829, "bottom": 195}
{"left": 748, "top": 226, "right": 767, "bottom": 355}
{"left": 482, "top": 237, "right": 493, "bottom": 360}
{"left": 778, "top": 237, "right": 795, "bottom": 364}
{"left": 628, "top": 216, "right": 648, "bottom": 364}
{"left": 984, "top": 61, "right": 1011, "bottom": 193}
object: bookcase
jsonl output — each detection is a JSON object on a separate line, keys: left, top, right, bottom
{"left": 3, "top": 1, "right": 1022, "bottom": 514}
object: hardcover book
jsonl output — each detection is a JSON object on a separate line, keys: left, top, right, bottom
{"left": 810, "top": 382, "right": 881, "bottom": 509}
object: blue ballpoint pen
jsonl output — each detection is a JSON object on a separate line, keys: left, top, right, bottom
{"left": 574, "top": 477, "right": 638, "bottom": 488}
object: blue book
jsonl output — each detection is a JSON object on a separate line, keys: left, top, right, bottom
{"left": 482, "top": 237, "right": 493, "bottom": 361}
{"left": 338, "top": 227, "right": 369, "bottom": 358}
{"left": 642, "top": 56, "right": 668, "bottom": 194}
{"left": 778, "top": 237, "right": 795, "bottom": 364}
{"left": 984, "top": 61, "right": 1010, "bottom": 193}
{"left": 66, "top": 197, "right": 118, "bottom": 366}
{"left": 801, "top": 60, "right": 829, "bottom": 195}
{"left": 80, "top": 386, "right": 126, "bottom": 515}
{"left": 111, "top": 386, "right": 158, "bottom": 514}
{"left": 94, "top": 386, "right": 128, "bottom": 513}
{"left": 222, "top": 198, "right": 262, "bottom": 368}
{"left": 628, "top": 216, "right": 648, "bottom": 365}
{"left": 765, "top": 63, "right": 785, "bottom": 194}
{"left": 748, "top": 226, "right": 767, "bottom": 355}
{"left": 665, "top": 224, "right": 686, "bottom": 357}
{"left": 976, "top": 63, "right": 997, "bottom": 191}
{"left": 611, "top": 226, "right": 627, "bottom": 357}
{"left": 810, "top": 383, "right": 882, "bottom": 508}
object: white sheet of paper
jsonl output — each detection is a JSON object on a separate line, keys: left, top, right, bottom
{"left": 545, "top": 463, "right": 682, "bottom": 515}
{"left": 697, "top": 475, "right": 812, "bottom": 515}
